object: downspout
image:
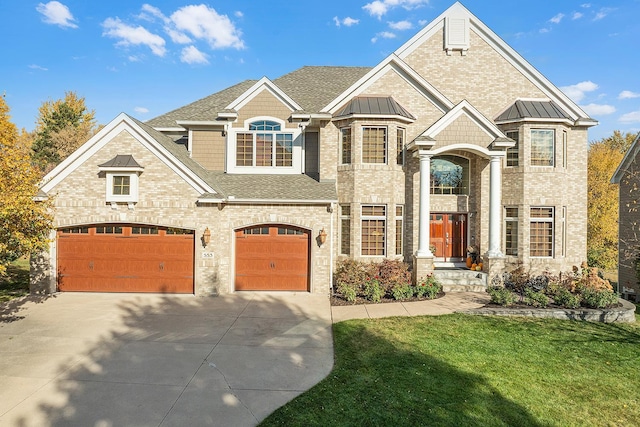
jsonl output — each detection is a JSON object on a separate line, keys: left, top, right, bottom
{"left": 329, "top": 202, "right": 335, "bottom": 295}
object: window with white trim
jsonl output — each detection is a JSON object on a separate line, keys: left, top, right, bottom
{"left": 235, "top": 120, "right": 293, "bottom": 168}
{"left": 531, "top": 129, "right": 554, "bottom": 166}
{"left": 341, "top": 128, "right": 352, "bottom": 165}
{"left": 530, "top": 207, "right": 554, "bottom": 257}
{"left": 340, "top": 204, "right": 351, "bottom": 255}
{"left": 105, "top": 172, "right": 139, "bottom": 203}
{"left": 505, "top": 130, "right": 519, "bottom": 167}
{"left": 396, "top": 128, "right": 405, "bottom": 165}
{"left": 362, "top": 127, "right": 387, "bottom": 164}
{"left": 362, "top": 205, "right": 386, "bottom": 256}
{"left": 505, "top": 207, "right": 518, "bottom": 256}
{"left": 395, "top": 205, "right": 403, "bottom": 255}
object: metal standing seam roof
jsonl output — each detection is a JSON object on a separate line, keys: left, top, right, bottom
{"left": 334, "top": 96, "right": 416, "bottom": 120}
{"left": 98, "top": 154, "right": 142, "bottom": 168}
{"left": 495, "top": 99, "right": 572, "bottom": 122}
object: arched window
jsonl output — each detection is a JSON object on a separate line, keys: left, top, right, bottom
{"left": 430, "top": 155, "right": 469, "bottom": 195}
{"left": 236, "top": 119, "right": 292, "bottom": 167}
{"left": 249, "top": 120, "right": 281, "bottom": 131}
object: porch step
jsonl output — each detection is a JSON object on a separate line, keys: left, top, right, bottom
{"left": 431, "top": 269, "right": 488, "bottom": 293}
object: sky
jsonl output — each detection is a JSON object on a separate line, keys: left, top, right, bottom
{"left": 1, "top": 0, "right": 640, "bottom": 142}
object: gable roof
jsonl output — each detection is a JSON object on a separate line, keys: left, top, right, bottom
{"left": 611, "top": 132, "right": 640, "bottom": 184}
{"left": 495, "top": 99, "right": 572, "bottom": 124}
{"left": 394, "top": 2, "right": 596, "bottom": 127}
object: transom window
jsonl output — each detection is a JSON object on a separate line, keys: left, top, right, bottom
{"left": 362, "top": 127, "right": 387, "bottom": 164}
{"left": 530, "top": 207, "right": 554, "bottom": 257}
{"left": 531, "top": 129, "right": 555, "bottom": 166}
{"left": 362, "top": 205, "right": 386, "bottom": 256}
{"left": 236, "top": 120, "right": 293, "bottom": 168}
{"left": 430, "top": 155, "right": 469, "bottom": 195}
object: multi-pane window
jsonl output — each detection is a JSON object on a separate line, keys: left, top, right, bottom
{"left": 505, "top": 130, "right": 519, "bottom": 167}
{"left": 430, "top": 155, "right": 469, "bottom": 195}
{"left": 362, "top": 205, "right": 386, "bottom": 256}
{"left": 395, "top": 205, "right": 404, "bottom": 255}
{"left": 132, "top": 226, "right": 159, "bottom": 235}
{"left": 235, "top": 120, "right": 293, "bottom": 167}
{"left": 530, "top": 207, "right": 554, "bottom": 257}
{"left": 340, "top": 205, "right": 351, "bottom": 255}
{"left": 341, "top": 128, "right": 352, "bottom": 165}
{"left": 396, "top": 128, "right": 405, "bottom": 165}
{"left": 505, "top": 207, "right": 518, "bottom": 256}
{"left": 96, "top": 226, "right": 123, "bottom": 234}
{"left": 531, "top": 129, "right": 555, "bottom": 166}
{"left": 59, "top": 227, "right": 89, "bottom": 234}
{"left": 277, "top": 227, "right": 304, "bottom": 235}
{"left": 362, "top": 127, "right": 387, "bottom": 164}
{"left": 112, "top": 176, "right": 130, "bottom": 195}
{"left": 243, "top": 226, "right": 269, "bottom": 235}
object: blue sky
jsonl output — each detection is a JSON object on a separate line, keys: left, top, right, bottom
{"left": 2, "top": 0, "right": 639, "bottom": 142}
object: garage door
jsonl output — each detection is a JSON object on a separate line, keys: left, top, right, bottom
{"left": 57, "top": 225, "right": 194, "bottom": 293}
{"left": 235, "top": 225, "right": 310, "bottom": 291}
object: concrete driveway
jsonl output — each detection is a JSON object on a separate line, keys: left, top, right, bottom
{"left": 0, "top": 292, "right": 333, "bottom": 427}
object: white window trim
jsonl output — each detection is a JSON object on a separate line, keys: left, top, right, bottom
{"left": 340, "top": 204, "right": 351, "bottom": 255}
{"left": 361, "top": 126, "right": 388, "bottom": 165}
{"left": 529, "top": 206, "right": 555, "bottom": 258}
{"left": 504, "top": 206, "right": 518, "bottom": 256}
{"left": 361, "top": 204, "right": 387, "bottom": 257}
{"left": 105, "top": 172, "right": 139, "bottom": 203}
{"left": 226, "top": 116, "right": 302, "bottom": 174}
{"left": 530, "top": 129, "right": 555, "bottom": 167}
{"left": 395, "top": 205, "right": 404, "bottom": 255}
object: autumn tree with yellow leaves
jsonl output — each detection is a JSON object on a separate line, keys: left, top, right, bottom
{"left": 587, "top": 130, "right": 636, "bottom": 270}
{"left": 0, "top": 96, "right": 53, "bottom": 275}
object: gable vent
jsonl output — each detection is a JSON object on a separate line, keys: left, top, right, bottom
{"left": 445, "top": 16, "right": 469, "bottom": 55}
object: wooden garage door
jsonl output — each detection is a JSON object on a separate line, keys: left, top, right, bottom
{"left": 235, "top": 225, "right": 310, "bottom": 291}
{"left": 57, "top": 225, "right": 194, "bottom": 293}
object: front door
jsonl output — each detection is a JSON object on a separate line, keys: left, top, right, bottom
{"left": 430, "top": 213, "right": 467, "bottom": 261}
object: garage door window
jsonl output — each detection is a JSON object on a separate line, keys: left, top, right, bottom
{"left": 132, "top": 226, "right": 159, "bottom": 235}
{"left": 96, "top": 226, "right": 123, "bottom": 234}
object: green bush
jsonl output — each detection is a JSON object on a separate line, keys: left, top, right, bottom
{"left": 337, "top": 282, "right": 357, "bottom": 303}
{"left": 524, "top": 288, "right": 549, "bottom": 308}
{"left": 553, "top": 287, "right": 581, "bottom": 309}
{"left": 391, "top": 283, "right": 415, "bottom": 301}
{"left": 364, "top": 278, "right": 384, "bottom": 303}
{"left": 580, "top": 287, "right": 619, "bottom": 309}
{"left": 488, "top": 286, "right": 517, "bottom": 306}
{"left": 416, "top": 275, "right": 442, "bottom": 299}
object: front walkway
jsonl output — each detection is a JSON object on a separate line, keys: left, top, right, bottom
{"left": 331, "top": 292, "right": 490, "bottom": 323}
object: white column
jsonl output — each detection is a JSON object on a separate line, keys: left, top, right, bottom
{"left": 416, "top": 151, "right": 433, "bottom": 257}
{"left": 487, "top": 155, "right": 504, "bottom": 257}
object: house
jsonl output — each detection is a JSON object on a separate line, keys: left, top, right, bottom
{"left": 611, "top": 132, "right": 640, "bottom": 302}
{"left": 30, "top": 2, "right": 596, "bottom": 296}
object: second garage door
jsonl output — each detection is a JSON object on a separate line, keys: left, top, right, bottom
{"left": 57, "top": 225, "right": 194, "bottom": 293}
{"left": 235, "top": 225, "right": 310, "bottom": 291}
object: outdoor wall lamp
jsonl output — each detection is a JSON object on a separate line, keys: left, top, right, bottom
{"left": 318, "top": 228, "right": 327, "bottom": 245}
{"left": 203, "top": 227, "right": 211, "bottom": 247}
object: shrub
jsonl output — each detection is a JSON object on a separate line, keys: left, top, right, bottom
{"left": 524, "top": 288, "right": 549, "bottom": 308}
{"left": 334, "top": 259, "right": 368, "bottom": 289}
{"left": 553, "top": 287, "right": 581, "bottom": 309}
{"left": 364, "top": 277, "right": 384, "bottom": 303}
{"left": 377, "top": 259, "right": 411, "bottom": 293}
{"left": 416, "top": 275, "right": 442, "bottom": 299}
{"left": 392, "top": 283, "right": 415, "bottom": 301}
{"left": 488, "top": 286, "right": 517, "bottom": 306}
{"left": 337, "top": 282, "right": 357, "bottom": 303}
{"left": 580, "top": 287, "right": 619, "bottom": 309}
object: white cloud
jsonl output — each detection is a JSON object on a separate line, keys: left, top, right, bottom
{"left": 102, "top": 17, "right": 166, "bottom": 56}
{"left": 539, "top": 28, "right": 550, "bottom": 34}
{"left": 619, "top": 90, "right": 640, "bottom": 100}
{"left": 572, "top": 12, "right": 583, "bottom": 20}
{"left": 389, "top": 20, "right": 412, "bottom": 30}
{"left": 36, "top": 1, "right": 78, "bottom": 28}
{"left": 593, "top": 7, "right": 614, "bottom": 21}
{"left": 334, "top": 16, "right": 360, "bottom": 27}
{"left": 234, "top": 11, "right": 243, "bottom": 18}
{"left": 580, "top": 103, "right": 616, "bottom": 116}
{"left": 371, "top": 31, "right": 396, "bottom": 43}
{"left": 418, "top": 19, "right": 427, "bottom": 26}
{"left": 363, "top": 0, "right": 429, "bottom": 19}
{"left": 180, "top": 45, "right": 209, "bottom": 64}
{"left": 549, "top": 13, "right": 564, "bottom": 24}
{"left": 560, "top": 81, "right": 599, "bottom": 102}
{"left": 166, "top": 28, "right": 191, "bottom": 44}
{"left": 170, "top": 5, "right": 244, "bottom": 49}
{"left": 581, "top": 3, "right": 591, "bottom": 8}
{"left": 128, "top": 55, "right": 141, "bottom": 62}
{"left": 134, "top": 107, "right": 149, "bottom": 114}
{"left": 28, "top": 64, "right": 48, "bottom": 71}
{"left": 139, "top": 4, "right": 167, "bottom": 22}
{"left": 619, "top": 111, "right": 640, "bottom": 123}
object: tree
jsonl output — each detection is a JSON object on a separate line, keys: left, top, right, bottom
{"left": 0, "top": 96, "right": 53, "bottom": 275}
{"left": 31, "top": 91, "right": 98, "bottom": 172}
{"left": 587, "top": 131, "right": 636, "bottom": 270}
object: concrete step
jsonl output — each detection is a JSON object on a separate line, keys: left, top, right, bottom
{"left": 431, "top": 269, "right": 488, "bottom": 293}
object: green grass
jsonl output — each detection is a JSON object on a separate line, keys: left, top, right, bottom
{"left": 0, "top": 257, "right": 30, "bottom": 303}
{"left": 262, "top": 314, "right": 640, "bottom": 427}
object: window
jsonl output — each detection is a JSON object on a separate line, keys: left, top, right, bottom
{"left": 132, "top": 226, "right": 159, "bottom": 235}
{"left": 362, "top": 205, "right": 386, "bottom": 256}
{"left": 362, "top": 127, "right": 386, "bottom": 164}
{"left": 340, "top": 205, "right": 351, "bottom": 255}
{"left": 235, "top": 120, "right": 293, "bottom": 168}
{"left": 105, "top": 172, "right": 139, "bottom": 203}
{"left": 396, "top": 128, "right": 405, "bottom": 165}
{"left": 277, "top": 227, "right": 304, "bottom": 235}
{"left": 96, "top": 225, "right": 123, "bottom": 234}
{"left": 59, "top": 227, "right": 88, "bottom": 234}
{"left": 395, "top": 205, "right": 404, "bottom": 255}
{"left": 341, "top": 128, "right": 352, "bottom": 165}
{"left": 530, "top": 207, "right": 554, "bottom": 257}
{"left": 531, "top": 129, "right": 554, "bottom": 166}
{"left": 505, "top": 131, "right": 519, "bottom": 167}
{"left": 112, "top": 176, "right": 130, "bottom": 195}
{"left": 430, "top": 155, "right": 469, "bottom": 195}
{"left": 243, "top": 226, "right": 269, "bottom": 235}
{"left": 166, "top": 228, "right": 194, "bottom": 235}
{"left": 505, "top": 207, "right": 518, "bottom": 256}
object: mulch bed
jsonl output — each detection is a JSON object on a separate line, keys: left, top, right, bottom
{"left": 331, "top": 293, "right": 445, "bottom": 306}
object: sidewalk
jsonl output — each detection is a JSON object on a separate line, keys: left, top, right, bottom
{"left": 331, "top": 292, "right": 490, "bottom": 323}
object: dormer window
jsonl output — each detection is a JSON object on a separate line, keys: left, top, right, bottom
{"left": 98, "top": 155, "right": 144, "bottom": 205}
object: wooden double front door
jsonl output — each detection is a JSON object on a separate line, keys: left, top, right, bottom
{"left": 430, "top": 213, "right": 468, "bottom": 261}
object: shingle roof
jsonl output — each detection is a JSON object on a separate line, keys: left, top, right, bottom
{"left": 495, "top": 100, "right": 571, "bottom": 122}
{"left": 210, "top": 173, "right": 337, "bottom": 201}
{"left": 335, "top": 96, "right": 416, "bottom": 120}
{"left": 98, "top": 154, "right": 142, "bottom": 168}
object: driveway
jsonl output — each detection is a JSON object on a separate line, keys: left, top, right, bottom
{"left": 0, "top": 292, "right": 333, "bottom": 427}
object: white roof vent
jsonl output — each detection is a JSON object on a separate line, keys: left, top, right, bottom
{"left": 445, "top": 15, "right": 469, "bottom": 55}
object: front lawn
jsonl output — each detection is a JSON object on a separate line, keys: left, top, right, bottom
{"left": 262, "top": 314, "right": 640, "bottom": 426}
{"left": 0, "top": 257, "right": 30, "bottom": 303}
